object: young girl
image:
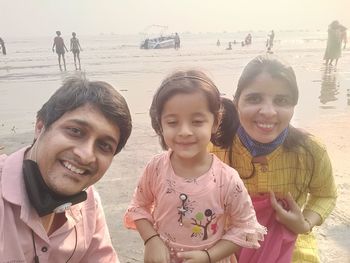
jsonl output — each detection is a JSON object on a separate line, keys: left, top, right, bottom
{"left": 124, "top": 70, "right": 266, "bottom": 263}
{"left": 211, "top": 55, "right": 337, "bottom": 262}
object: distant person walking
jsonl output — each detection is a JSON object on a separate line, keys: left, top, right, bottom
{"left": 245, "top": 33, "right": 252, "bottom": 45}
{"left": 52, "top": 31, "right": 68, "bottom": 71}
{"left": 70, "top": 32, "right": 83, "bottom": 70}
{"left": 217, "top": 39, "right": 221, "bottom": 46}
{"left": 174, "top": 32, "right": 181, "bottom": 50}
{"left": 0, "top": 37, "right": 6, "bottom": 55}
{"left": 324, "top": 20, "right": 347, "bottom": 67}
{"left": 266, "top": 30, "right": 275, "bottom": 53}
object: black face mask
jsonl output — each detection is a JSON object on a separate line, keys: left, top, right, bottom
{"left": 23, "top": 159, "right": 87, "bottom": 217}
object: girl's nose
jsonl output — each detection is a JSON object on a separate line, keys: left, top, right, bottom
{"left": 178, "top": 123, "right": 193, "bottom": 136}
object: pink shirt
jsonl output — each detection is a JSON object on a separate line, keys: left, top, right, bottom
{"left": 124, "top": 151, "right": 266, "bottom": 262}
{"left": 0, "top": 148, "right": 119, "bottom": 263}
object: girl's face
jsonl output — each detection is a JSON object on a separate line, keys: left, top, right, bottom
{"left": 160, "top": 91, "right": 218, "bottom": 161}
{"left": 236, "top": 73, "right": 295, "bottom": 143}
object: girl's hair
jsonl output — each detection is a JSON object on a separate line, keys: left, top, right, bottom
{"left": 150, "top": 69, "right": 228, "bottom": 150}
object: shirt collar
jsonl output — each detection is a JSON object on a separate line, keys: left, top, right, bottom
{"left": 1, "top": 147, "right": 84, "bottom": 224}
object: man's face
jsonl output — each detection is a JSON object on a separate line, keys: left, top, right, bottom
{"left": 31, "top": 104, "right": 120, "bottom": 196}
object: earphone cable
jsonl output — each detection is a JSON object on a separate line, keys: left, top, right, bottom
{"left": 31, "top": 229, "right": 40, "bottom": 263}
{"left": 31, "top": 225, "right": 77, "bottom": 263}
{"left": 65, "top": 225, "right": 77, "bottom": 263}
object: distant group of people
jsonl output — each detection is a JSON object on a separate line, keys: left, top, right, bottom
{"left": 52, "top": 30, "right": 82, "bottom": 71}
{"left": 218, "top": 30, "right": 273, "bottom": 51}
{"left": 323, "top": 20, "right": 347, "bottom": 67}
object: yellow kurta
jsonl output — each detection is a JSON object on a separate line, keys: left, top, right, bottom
{"left": 211, "top": 135, "right": 337, "bottom": 263}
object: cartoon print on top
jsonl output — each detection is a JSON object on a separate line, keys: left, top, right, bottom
{"left": 191, "top": 208, "right": 216, "bottom": 240}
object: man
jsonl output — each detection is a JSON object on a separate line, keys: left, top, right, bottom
{"left": 174, "top": 32, "right": 180, "bottom": 50}
{"left": 52, "top": 31, "right": 69, "bottom": 71}
{"left": 0, "top": 76, "right": 132, "bottom": 262}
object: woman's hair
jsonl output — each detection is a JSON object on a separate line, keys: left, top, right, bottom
{"left": 150, "top": 69, "right": 224, "bottom": 150}
{"left": 235, "top": 55, "right": 299, "bottom": 105}
{"left": 329, "top": 20, "right": 340, "bottom": 29}
{"left": 37, "top": 75, "right": 132, "bottom": 154}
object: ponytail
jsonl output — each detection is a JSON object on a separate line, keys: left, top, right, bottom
{"left": 211, "top": 97, "right": 239, "bottom": 148}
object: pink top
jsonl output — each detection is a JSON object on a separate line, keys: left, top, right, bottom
{"left": 124, "top": 151, "right": 266, "bottom": 261}
{"left": 0, "top": 148, "right": 119, "bottom": 263}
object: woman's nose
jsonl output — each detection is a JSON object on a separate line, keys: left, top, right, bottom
{"left": 259, "top": 102, "right": 277, "bottom": 116}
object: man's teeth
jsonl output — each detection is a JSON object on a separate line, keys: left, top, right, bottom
{"left": 63, "top": 161, "right": 85, "bottom": 174}
{"left": 257, "top": 123, "right": 274, "bottom": 129}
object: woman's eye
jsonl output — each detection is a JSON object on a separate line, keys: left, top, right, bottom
{"left": 245, "top": 95, "right": 261, "bottom": 104}
{"left": 275, "top": 97, "right": 292, "bottom": 106}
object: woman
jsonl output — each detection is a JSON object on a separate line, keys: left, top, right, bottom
{"left": 211, "top": 55, "right": 337, "bottom": 262}
{"left": 323, "top": 20, "right": 345, "bottom": 66}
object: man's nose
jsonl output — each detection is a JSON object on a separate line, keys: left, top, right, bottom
{"left": 74, "top": 140, "right": 96, "bottom": 164}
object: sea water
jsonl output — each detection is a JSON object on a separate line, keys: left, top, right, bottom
{"left": 0, "top": 30, "right": 349, "bottom": 137}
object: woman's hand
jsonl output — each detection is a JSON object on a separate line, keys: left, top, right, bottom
{"left": 270, "top": 191, "right": 310, "bottom": 234}
{"left": 144, "top": 235, "right": 170, "bottom": 263}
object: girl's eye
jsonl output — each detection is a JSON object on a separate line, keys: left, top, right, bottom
{"left": 166, "top": 121, "right": 177, "bottom": 126}
{"left": 192, "top": 120, "right": 204, "bottom": 125}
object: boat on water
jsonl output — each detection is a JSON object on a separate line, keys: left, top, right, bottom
{"left": 140, "top": 25, "right": 175, "bottom": 49}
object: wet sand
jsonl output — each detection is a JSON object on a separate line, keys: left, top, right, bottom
{"left": 1, "top": 111, "right": 350, "bottom": 262}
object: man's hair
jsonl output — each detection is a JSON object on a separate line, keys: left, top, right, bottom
{"left": 37, "top": 75, "right": 132, "bottom": 154}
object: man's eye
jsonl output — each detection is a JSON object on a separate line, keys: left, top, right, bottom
{"left": 99, "top": 141, "right": 114, "bottom": 153}
{"left": 67, "top": 127, "right": 82, "bottom": 136}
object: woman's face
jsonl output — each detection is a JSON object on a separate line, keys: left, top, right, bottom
{"left": 236, "top": 73, "right": 295, "bottom": 143}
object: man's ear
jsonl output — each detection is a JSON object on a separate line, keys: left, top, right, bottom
{"left": 34, "top": 119, "right": 45, "bottom": 139}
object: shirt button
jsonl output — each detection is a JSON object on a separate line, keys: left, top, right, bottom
{"left": 261, "top": 166, "right": 268, "bottom": 172}
{"left": 41, "top": 246, "right": 48, "bottom": 252}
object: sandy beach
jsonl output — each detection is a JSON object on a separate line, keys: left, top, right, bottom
{"left": 1, "top": 32, "right": 350, "bottom": 262}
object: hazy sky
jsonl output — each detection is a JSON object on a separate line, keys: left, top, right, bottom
{"left": 1, "top": 0, "right": 349, "bottom": 37}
